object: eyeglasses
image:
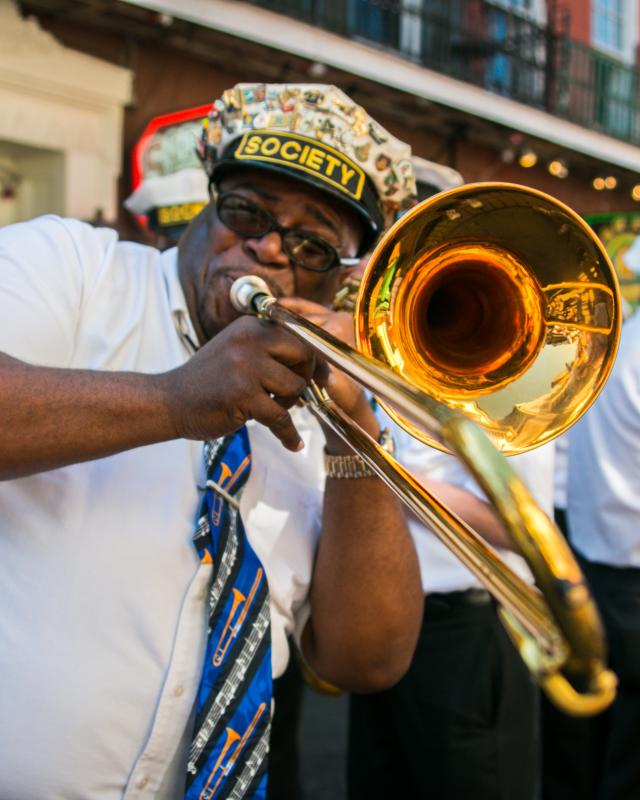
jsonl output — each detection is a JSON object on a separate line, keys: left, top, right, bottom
{"left": 216, "top": 193, "right": 359, "bottom": 273}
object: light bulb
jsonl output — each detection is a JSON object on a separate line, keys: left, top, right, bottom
{"left": 518, "top": 149, "right": 538, "bottom": 168}
{"left": 548, "top": 159, "right": 568, "bottom": 178}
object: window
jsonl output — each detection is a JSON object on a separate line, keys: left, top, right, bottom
{"left": 348, "top": 0, "right": 401, "bottom": 49}
{"left": 593, "top": 56, "right": 635, "bottom": 139}
{"left": 590, "top": 0, "right": 637, "bottom": 137}
{"left": 484, "top": 0, "right": 547, "bottom": 104}
{"left": 490, "top": 0, "right": 532, "bottom": 12}
{"left": 592, "top": 0, "right": 624, "bottom": 54}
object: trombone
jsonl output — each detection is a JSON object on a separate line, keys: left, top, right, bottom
{"left": 230, "top": 182, "right": 620, "bottom": 716}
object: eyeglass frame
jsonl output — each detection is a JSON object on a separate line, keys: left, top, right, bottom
{"left": 214, "top": 191, "right": 360, "bottom": 273}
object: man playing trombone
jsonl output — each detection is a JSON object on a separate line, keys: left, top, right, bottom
{"left": 0, "top": 83, "right": 423, "bottom": 799}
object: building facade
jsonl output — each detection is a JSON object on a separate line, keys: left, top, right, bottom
{"left": 0, "top": 0, "right": 132, "bottom": 226}
{"left": 4, "top": 0, "right": 640, "bottom": 235}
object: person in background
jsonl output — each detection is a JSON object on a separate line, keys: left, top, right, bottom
{"left": 348, "top": 421, "right": 553, "bottom": 800}
{"left": 124, "top": 163, "right": 209, "bottom": 250}
{"left": 0, "top": 82, "right": 423, "bottom": 800}
{"left": 410, "top": 154, "right": 463, "bottom": 202}
{"left": 542, "top": 304, "right": 640, "bottom": 800}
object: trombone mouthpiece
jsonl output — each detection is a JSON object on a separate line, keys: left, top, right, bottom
{"left": 230, "top": 275, "right": 272, "bottom": 313}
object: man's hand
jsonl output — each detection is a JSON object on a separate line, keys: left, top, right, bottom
{"left": 278, "top": 297, "right": 380, "bottom": 449}
{"left": 162, "top": 315, "right": 328, "bottom": 451}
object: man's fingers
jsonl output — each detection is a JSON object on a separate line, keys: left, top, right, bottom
{"left": 259, "top": 324, "right": 318, "bottom": 375}
{"left": 252, "top": 395, "right": 304, "bottom": 452}
{"left": 172, "top": 315, "right": 326, "bottom": 443}
{"left": 270, "top": 395, "right": 299, "bottom": 410}
{"left": 262, "top": 362, "right": 309, "bottom": 405}
{"left": 312, "top": 359, "right": 331, "bottom": 389}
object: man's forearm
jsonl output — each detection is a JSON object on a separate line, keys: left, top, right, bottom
{"left": 0, "top": 316, "right": 331, "bottom": 479}
{"left": 303, "top": 476, "right": 422, "bottom": 692}
{"left": 0, "top": 353, "right": 176, "bottom": 480}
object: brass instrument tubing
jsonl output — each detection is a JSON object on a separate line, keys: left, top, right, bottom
{"left": 305, "top": 382, "right": 556, "bottom": 651}
{"left": 232, "top": 275, "right": 616, "bottom": 715}
{"left": 255, "top": 293, "right": 560, "bottom": 653}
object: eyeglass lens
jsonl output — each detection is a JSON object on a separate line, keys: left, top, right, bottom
{"left": 217, "top": 194, "right": 340, "bottom": 272}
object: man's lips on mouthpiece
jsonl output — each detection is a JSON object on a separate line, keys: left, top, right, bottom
{"left": 221, "top": 268, "right": 286, "bottom": 301}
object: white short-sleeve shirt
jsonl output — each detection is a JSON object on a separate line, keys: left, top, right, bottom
{"left": 0, "top": 216, "right": 324, "bottom": 799}
{"left": 379, "top": 409, "right": 555, "bottom": 594}
{"left": 567, "top": 310, "right": 640, "bottom": 567}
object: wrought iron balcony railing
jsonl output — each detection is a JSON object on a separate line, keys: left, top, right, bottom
{"left": 247, "top": 0, "right": 640, "bottom": 146}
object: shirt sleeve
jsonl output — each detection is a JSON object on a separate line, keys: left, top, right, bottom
{"left": 0, "top": 215, "right": 115, "bottom": 368}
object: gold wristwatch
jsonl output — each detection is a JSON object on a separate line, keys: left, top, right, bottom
{"left": 324, "top": 427, "right": 395, "bottom": 479}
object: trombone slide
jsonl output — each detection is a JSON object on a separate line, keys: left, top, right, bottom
{"left": 230, "top": 273, "right": 617, "bottom": 716}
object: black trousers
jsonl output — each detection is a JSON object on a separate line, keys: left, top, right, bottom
{"left": 267, "top": 647, "right": 306, "bottom": 800}
{"left": 348, "top": 591, "right": 539, "bottom": 800}
{"left": 542, "top": 552, "right": 640, "bottom": 800}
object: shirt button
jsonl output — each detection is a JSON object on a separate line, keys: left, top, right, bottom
{"left": 173, "top": 684, "right": 184, "bottom": 697}
{"left": 135, "top": 775, "right": 148, "bottom": 790}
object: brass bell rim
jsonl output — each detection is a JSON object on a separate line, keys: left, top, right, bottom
{"left": 355, "top": 181, "right": 622, "bottom": 456}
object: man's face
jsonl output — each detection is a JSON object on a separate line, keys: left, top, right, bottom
{"left": 179, "top": 168, "right": 364, "bottom": 342}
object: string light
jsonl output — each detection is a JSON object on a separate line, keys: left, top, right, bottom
{"left": 548, "top": 159, "right": 568, "bottom": 179}
{"left": 593, "top": 177, "right": 606, "bottom": 190}
{"left": 632, "top": 184, "right": 640, "bottom": 201}
{"left": 308, "top": 62, "right": 328, "bottom": 79}
{"left": 604, "top": 176, "right": 618, "bottom": 190}
{"left": 518, "top": 149, "right": 538, "bottom": 168}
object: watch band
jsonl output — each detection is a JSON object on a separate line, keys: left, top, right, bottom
{"left": 324, "top": 428, "right": 395, "bottom": 479}
{"left": 324, "top": 451, "right": 377, "bottom": 479}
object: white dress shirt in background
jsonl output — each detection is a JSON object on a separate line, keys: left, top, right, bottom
{"left": 380, "top": 410, "right": 555, "bottom": 594}
{"left": 567, "top": 310, "right": 640, "bottom": 568}
{"left": 553, "top": 432, "right": 569, "bottom": 511}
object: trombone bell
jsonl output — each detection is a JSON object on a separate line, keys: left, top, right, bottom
{"left": 357, "top": 183, "right": 621, "bottom": 455}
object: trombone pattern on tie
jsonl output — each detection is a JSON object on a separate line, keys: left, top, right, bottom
{"left": 187, "top": 429, "right": 273, "bottom": 800}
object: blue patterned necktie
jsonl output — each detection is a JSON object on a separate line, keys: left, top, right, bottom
{"left": 186, "top": 427, "right": 272, "bottom": 800}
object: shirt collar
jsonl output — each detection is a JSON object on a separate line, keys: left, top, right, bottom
{"left": 161, "top": 247, "right": 199, "bottom": 352}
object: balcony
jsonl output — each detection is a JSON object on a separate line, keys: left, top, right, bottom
{"left": 246, "top": 0, "right": 640, "bottom": 146}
